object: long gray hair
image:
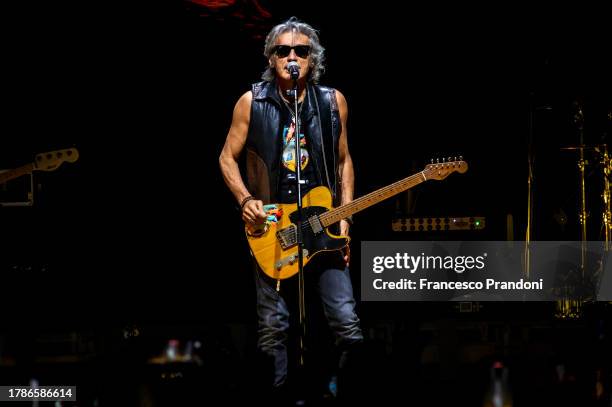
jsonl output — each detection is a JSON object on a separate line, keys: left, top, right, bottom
{"left": 262, "top": 17, "right": 326, "bottom": 84}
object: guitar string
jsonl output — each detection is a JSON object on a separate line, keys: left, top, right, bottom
{"left": 320, "top": 163, "right": 459, "bottom": 224}
{"left": 285, "top": 172, "right": 423, "bottom": 237}
{"left": 279, "top": 164, "right": 460, "bottom": 244}
{"left": 320, "top": 172, "right": 424, "bottom": 224}
{"left": 284, "top": 172, "right": 424, "bottom": 240}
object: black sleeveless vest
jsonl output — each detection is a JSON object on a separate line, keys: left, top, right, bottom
{"left": 245, "top": 80, "right": 341, "bottom": 204}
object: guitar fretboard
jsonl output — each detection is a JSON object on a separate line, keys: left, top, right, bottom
{"left": 319, "top": 171, "right": 427, "bottom": 227}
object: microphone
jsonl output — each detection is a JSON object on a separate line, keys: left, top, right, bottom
{"left": 287, "top": 61, "right": 300, "bottom": 80}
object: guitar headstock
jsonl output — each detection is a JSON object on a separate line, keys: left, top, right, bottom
{"left": 424, "top": 157, "right": 468, "bottom": 180}
{"left": 34, "top": 148, "right": 80, "bottom": 171}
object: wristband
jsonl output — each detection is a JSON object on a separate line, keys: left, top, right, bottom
{"left": 240, "top": 196, "right": 255, "bottom": 210}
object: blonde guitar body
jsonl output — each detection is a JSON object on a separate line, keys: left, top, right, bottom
{"left": 246, "top": 186, "right": 348, "bottom": 280}
{"left": 245, "top": 159, "right": 468, "bottom": 280}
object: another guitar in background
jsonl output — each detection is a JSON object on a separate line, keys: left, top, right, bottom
{"left": 0, "top": 148, "right": 80, "bottom": 185}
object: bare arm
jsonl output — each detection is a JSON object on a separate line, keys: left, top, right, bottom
{"left": 336, "top": 90, "right": 354, "bottom": 249}
{"left": 219, "top": 91, "right": 266, "bottom": 224}
{"left": 336, "top": 90, "right": 354, "bottom": 208}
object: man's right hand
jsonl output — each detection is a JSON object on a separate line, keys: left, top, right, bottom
{"left": 242, "top": 199, "right": 267, "bottom": 225}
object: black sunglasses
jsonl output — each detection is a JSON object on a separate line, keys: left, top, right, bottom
{"left": 272, "top": 45, "right": 311, "bottom": 58}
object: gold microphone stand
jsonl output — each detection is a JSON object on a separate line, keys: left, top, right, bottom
{"left": 556, "top": 101, "right": 587, "bottom": 319}
{"left": 601, "top": 144, "right": 611, "bottom": 251}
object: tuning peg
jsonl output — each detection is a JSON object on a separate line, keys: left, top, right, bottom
{"left": 459, "top": 155, "right": 463, "bottom": 161}
{"left": 453, "top": 156, "right": 457, "bottom": 161}
{"left": 447, "top": 156, "right": 452, "bottom": 162}
{"left": 436, "top": 158, "right": 440, "bottom": 164}
{"left": 431, "top": 158, "right": 434, "bottom": 164}
{"left": 442, "top": 157, "right": 446, "bottom": 163}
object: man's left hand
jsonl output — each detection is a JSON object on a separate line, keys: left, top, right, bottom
{"left": 339, "top": 219, "right": 351, "bottom": 266}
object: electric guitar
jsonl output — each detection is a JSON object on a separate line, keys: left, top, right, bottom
{"left": 246, "top": 158, "right": 468, "bottom": 280}
{"left": 0, "top": 148, "right": 79, "bottom": 185}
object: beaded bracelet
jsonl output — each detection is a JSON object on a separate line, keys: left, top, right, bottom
{"left": 240, "top": 196, "right": 255, "bottom": 210}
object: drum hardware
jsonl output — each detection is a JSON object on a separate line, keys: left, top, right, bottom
{"left": 554, "top": 100, "right": 611, "bottom": 318}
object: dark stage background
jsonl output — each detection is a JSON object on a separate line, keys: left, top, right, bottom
{"left": 0, "top": 2, "right": 610, "bottom": 406}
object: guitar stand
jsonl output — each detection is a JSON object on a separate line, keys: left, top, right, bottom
{"left": 0, "top": 171, "right": 34, "bottom": 207}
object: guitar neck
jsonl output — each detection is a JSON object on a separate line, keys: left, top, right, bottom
{"left": 0, "top": 163, "right": 34, "bottom": 185}
{"left": 320, "top": 171, "right": 427, "bottom": 227}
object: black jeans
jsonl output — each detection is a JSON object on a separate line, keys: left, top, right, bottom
{"left": 254, "top": 254, "right": 363, "bottom": 388}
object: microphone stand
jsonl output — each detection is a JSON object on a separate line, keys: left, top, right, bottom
{"left": 524, "top": 92, "right": 535, "bottom": 282}
{"left": 574, "top": 101, "right": 588, "bottom": 280}
{"left": 291, "top": 76, "right": 307, "bottom": 368}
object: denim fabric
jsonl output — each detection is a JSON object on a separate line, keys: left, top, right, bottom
{"left": 254, "top": 256, "right": 363, "bottom": 388}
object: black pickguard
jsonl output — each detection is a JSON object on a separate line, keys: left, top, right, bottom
{"left": 288, "top": 206, "right": 348, "bottom": 257}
